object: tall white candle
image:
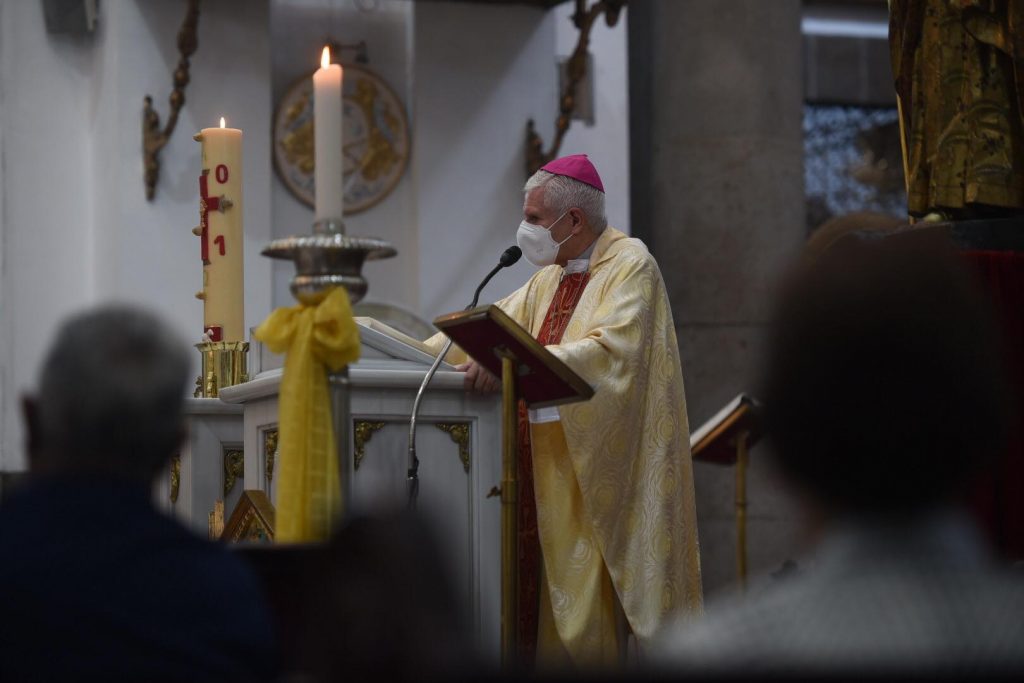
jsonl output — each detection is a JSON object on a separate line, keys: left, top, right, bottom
{"left": 313, "top": 46, "right": 344, "bottom": 222}
{"left": 195, "top": 117, "right": 244, "bottom": 342}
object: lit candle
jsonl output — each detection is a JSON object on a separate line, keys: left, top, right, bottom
{"left": 313, "top": 46, "right": 344, "bottom": 222}
{"left": 194, "top": 117, "right": 245, "bottom": 342}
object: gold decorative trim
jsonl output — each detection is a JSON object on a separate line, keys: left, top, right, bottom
{"left": 223, "top": 490, "right": 275, "bottom": 543}
{"left": 264, "top": 429, "right": 279, "bottom": 485}
{"left": 208, "top": 500, "right": 224, "bottom": 540}
{"left": 169, "top": 455, "right": 181, "bottom": 504}
{"left": 223, "top": 448, "right": 244, "bottom": 496}
{"left": 353, "top": 420, "right": 386, "bottom": 470}
{"left": 436, "top": 422, "right": 471, "bottom": 473}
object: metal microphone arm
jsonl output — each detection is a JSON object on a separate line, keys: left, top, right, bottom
{"left": 470, "top": 263, "right": 503, "bottom": 310}
{"left": 407, "top": 337, "right": 452, "bottom": 508}
{"left": 407, "top": 258, "right": 510, "bottom": 508}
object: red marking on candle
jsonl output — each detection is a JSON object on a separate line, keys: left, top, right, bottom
{"left": 205, "top": 326, "right": 223, "bottom": 342}
{"left": 214, "top": 234, "right": 226, "bottom": 256}
{"left": 198, "top": 171, "right": 225, "bottom": 265}
{"left": 215, "top": 164, "right": 229, "bottom": 184}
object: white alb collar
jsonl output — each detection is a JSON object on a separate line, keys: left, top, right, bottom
{"left": 564, "top": 241, "right": 596, "bottom": 274}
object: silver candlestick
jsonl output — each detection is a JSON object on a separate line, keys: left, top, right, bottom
{"left": 262, "top": 218, "right": 396, "bottom": 516}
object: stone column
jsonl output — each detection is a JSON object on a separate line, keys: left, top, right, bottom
{"left": 630, "top": 0, "right": 806, "bottom": 596}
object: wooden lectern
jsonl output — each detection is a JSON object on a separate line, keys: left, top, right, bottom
{"left": 433, "top": 304, "right": 594, "bottom": 665}
{"left": 689, "top": 394, "right": 763, "bottom": 589}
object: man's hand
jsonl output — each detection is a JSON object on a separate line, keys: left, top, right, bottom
{"left": 455, "top": 361, "right": 501, "bottom": 394}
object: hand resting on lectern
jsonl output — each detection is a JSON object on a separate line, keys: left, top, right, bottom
{"left": 456, "top": 360, "right": 500, "bottom": 394}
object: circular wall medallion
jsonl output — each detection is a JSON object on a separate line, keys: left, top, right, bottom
{"left": 273, "top": 63, "right": 410, "bottom": 215}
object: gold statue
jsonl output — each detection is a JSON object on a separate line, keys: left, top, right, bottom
{"left": 890, "top": 0, "right": 1024, "bottom": 220}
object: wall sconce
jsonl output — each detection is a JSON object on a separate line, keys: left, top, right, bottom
{"left": 525, "top": 0, "right": 625, "bottom": 177}
{"left": 142, "top": 0, "right": 201, "bottom": 201}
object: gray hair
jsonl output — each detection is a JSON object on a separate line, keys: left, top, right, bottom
{"left": 36, "top": 305, "right": 190, "bottom": 478}
{"left": 523, "top": 169, "right": 607, "bottom": 233}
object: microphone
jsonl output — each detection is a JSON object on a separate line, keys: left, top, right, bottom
{"left": 500, "top": 244, "right": 523, "bottom": 267}
{"left": 469, "top": 245, "right": 521, "bottom": 309}
{"left": 407, "top": 245, "right": 522, "bottom": 508}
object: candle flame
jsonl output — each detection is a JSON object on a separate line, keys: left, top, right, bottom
{"left": 321, "top": 46, "right": 331, "bottom": 69}
{"left": 219, "top": 117, "right": 226, "bottom": 128}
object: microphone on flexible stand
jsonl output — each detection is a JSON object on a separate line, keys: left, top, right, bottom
{"left": 407, "top": 245, "right": 522, "bottom": 508}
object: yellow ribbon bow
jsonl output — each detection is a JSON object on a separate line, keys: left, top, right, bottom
{"left": 254, "top": 287, "right": 360, "bottom": 542}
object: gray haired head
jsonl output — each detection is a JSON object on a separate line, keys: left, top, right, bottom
{"left": 523, "top": 169, "right": 608, "bottom": 234}
{"left": 30, "top": 305, "right": 190, "bottom": 481}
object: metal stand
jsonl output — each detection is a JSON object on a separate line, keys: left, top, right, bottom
{"left": 500, "top": 354, "right": 519, "bottom": 665}
{"left": 735, "top": 430, "right": 749, "bottom": 590}
{"left": 261, "top": 218, "right": 395, "bottom": 517}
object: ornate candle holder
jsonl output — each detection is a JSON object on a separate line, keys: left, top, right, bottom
{"left": 262, "top": 219, "right": 396, "bottom": 305}
{"left": 194, "top": 340, "right": 250, "bottom": 398}
{"left": 262, "top": 218, "right": 396, "bottom": 512}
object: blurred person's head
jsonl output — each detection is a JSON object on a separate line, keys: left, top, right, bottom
{"left": 292, "top": 513, "right": 475, "bottom": 681}
{"left": 23, "top": 305, "right": 190, "bottom": 483}
{"left": 763, "top": 233, "right": 1013, "bottom": 520}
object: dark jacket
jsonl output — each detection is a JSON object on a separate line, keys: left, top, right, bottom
{"left": 0, "top": 476, "right": 277, "bottom": 682}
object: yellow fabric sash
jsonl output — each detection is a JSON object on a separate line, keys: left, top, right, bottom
{"left": 254, "top": 287, "right": 360, "bottom": 542}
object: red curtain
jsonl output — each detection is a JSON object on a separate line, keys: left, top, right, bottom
{"left": 963, "top": 250, "right": 1024, "bottom": 561}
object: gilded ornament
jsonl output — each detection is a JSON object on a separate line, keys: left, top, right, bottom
{"left": 264, "top": 429, "right": 279, "bottom": 485}
{"left": 223, "top": 490, "right": 275, "bottom": 543}
{"left": 436, "top": 422, "right": 472, "bottom": 473}
{"left": 223, "top": 449, "right": 244, "bottom": 496}
{"left": 890, "top": 0, "right": 1024, "bottom": 218}
{"left": 353, "top": 420, "right": 386, "bottom": 470}
{"left": 169, "top": 454, "right": 181, "bottom": 504}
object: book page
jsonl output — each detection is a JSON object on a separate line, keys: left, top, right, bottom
{"left": 355, "top": 317, "right": 437, "bottom": 356}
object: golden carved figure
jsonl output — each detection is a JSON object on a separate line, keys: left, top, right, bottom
{"left": 890, "top": 0, "right": 1024, "bottom": 219}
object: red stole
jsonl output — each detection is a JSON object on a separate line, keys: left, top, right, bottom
{"left": 517, "top": 271, "right": 591, "bottom": 663}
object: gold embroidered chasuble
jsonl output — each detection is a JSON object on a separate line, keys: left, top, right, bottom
{"left": 427, "top": 227, "right": 702, "bottom": 662}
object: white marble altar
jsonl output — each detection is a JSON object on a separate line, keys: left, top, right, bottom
{"left": 215, "top": 329, "right": 503, "bottom": 657}
{"left": 154, "top": 398, "right": 246, "bottom": 537}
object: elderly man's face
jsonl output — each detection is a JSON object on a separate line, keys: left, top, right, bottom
{"left": 523, "top": 187, "right": 576, "bottom": 243}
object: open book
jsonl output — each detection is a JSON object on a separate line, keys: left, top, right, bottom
{"left": 354, "top": 317, "right": 454, "bottom": 369}
{"left": 689, "top": 393, "right": 762, "bottom": 464}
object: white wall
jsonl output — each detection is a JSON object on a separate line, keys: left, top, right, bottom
{"left": 0, "top": 0, "right": 273, "bottom": 470}
{"left": 554, "top": 3, "right": 630, "bottom": 234}
{"left": 1, "top": 1, "right": 101, "bottom": 470}
{"left": 411, "top": 2, "right": 558, "bottom": 320}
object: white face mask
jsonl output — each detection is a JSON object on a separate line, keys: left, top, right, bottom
{"left": 516, "top": 211, "right": 572, "bottom": 267}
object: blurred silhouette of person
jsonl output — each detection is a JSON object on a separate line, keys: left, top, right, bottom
{"left": 0, "top": 306, "right": 276, "bottom": 682}
{"left": 244, "top": 512, "right": 477, "bottom": 682}
{"left": 655, "top": 234, "right": 1024, "bottom": 675}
